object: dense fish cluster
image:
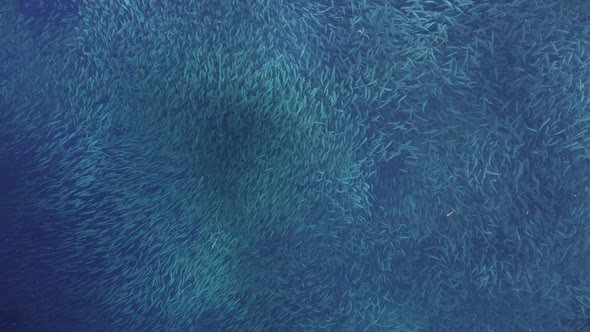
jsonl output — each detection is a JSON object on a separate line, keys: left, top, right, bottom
{"left": 1, "top": 0, "right": 589, "bottom": 330}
